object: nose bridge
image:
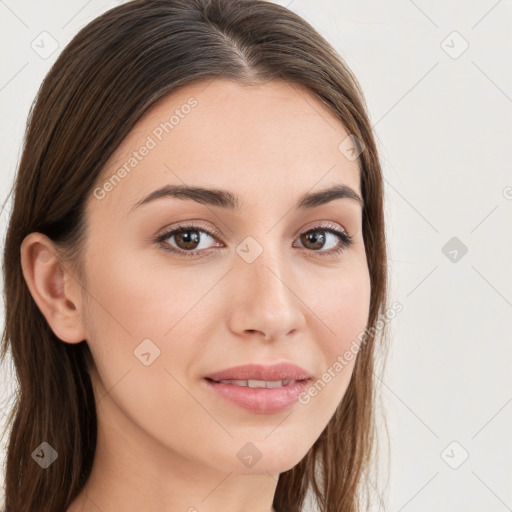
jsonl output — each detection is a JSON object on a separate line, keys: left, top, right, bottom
{"left": 247, "top": 248, "right": 286, "bottom": 299}
{"left": 237, "top": 229, "right": 289, "bottom": 296}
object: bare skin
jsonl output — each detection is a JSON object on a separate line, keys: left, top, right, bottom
{"left": 21, "top": 78, "right": 371, "bottom": 512}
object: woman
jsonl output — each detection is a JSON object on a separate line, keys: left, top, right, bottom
{"left": 0, "top": 0, "right": 390, "bottom": 510}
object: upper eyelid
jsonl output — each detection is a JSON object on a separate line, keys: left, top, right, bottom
{"left": 157, "top": 222, "right": 222, "bottom": 242}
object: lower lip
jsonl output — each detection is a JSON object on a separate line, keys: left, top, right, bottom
{"left": 203, "top": 378, "right": 311, "bottom": 414}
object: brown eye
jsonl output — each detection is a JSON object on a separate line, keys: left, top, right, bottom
{"left": 156, "top": 223, "right": 220, "bottom": 257}
{"left": 299, "top": 231, "right": 327, "bottom": 250}
{"left": 295, "top": 226, "right": 353, "bottom": 256}
{"left": 173, "top": 229, "right": 202, "bottom": 250}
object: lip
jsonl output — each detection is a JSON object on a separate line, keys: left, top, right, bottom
{"left": 203, "top": 363, "right": 313, "bottom": 414}
{"left": 205, "top": 362, "right": 311, "bottom": 382}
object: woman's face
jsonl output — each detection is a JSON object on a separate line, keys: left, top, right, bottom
{"left": 81, "top": 78, "right": 371, "bottom": 475}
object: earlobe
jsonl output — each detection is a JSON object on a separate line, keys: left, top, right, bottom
{"left": 20, "top": 232, "right": 86, "bottom": 344}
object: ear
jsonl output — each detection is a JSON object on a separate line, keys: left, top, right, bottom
{"left": 20, "top": 232, "right": 86, "bottom": 344}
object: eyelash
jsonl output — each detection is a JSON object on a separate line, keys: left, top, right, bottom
{"left": 155, "top": 221, "right": 353, "bottom": 259}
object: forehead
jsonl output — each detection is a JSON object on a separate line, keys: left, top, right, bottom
{"left": 90, "top": 78, "right": 361, "bottom": 216}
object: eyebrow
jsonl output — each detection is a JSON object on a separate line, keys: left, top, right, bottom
{"left": 129, "top": 183, "right": 364, "bottom": 214}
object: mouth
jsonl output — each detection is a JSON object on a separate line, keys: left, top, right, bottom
{"left": 204, "top": 378, "right": 304, "bottom": 388}
{"left": 203, "top": 363, "right": 313, "bottom": 414}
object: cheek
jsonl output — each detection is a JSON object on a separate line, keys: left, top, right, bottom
{"left": 303, "top": 259, "right": 371, "bottom": 401}
{"left": 333, "top": 268, "right": 371, "bottom": 342}
{"left": 80, "top": 247, "right": 224, "bottom": 455}
{"left": 81, "top": 243, "right": 236, "bottom": 423}
{"left": 83, "top": 241, "right": 210, "bottom": 342}
{"left": 310, "top": 256, "right": 371, "bottom": 345}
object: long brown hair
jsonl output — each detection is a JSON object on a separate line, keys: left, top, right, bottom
{"left": 0, "top": 0, "right": 390, "bottom": 510}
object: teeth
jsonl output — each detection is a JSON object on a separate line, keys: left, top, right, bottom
{"left": 219, "top": 379, "right": 247, "bottom": 386}
{"left": 266, "top": 380, "right": 284, "bottom": 388}
{"left": 217, "top": 379, "right": 294, "bottom": 388}
{"left": 248, "top": 379, "right": 268, "bottom": 388}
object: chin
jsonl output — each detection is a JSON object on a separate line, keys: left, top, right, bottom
{"left": 211, "top": 439, "right": 311, "bottom": 476}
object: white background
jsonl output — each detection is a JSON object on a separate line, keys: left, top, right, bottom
{"left": 1, "top": 1, "right": 511, "bottom": 510}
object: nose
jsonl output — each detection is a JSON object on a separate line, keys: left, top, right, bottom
{"left": 227, "top": 244, "right": 306, "bottom": 342}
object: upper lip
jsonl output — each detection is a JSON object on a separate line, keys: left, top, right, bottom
{"left": 205, "top": 363, "right": 312, "bottom": 382}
